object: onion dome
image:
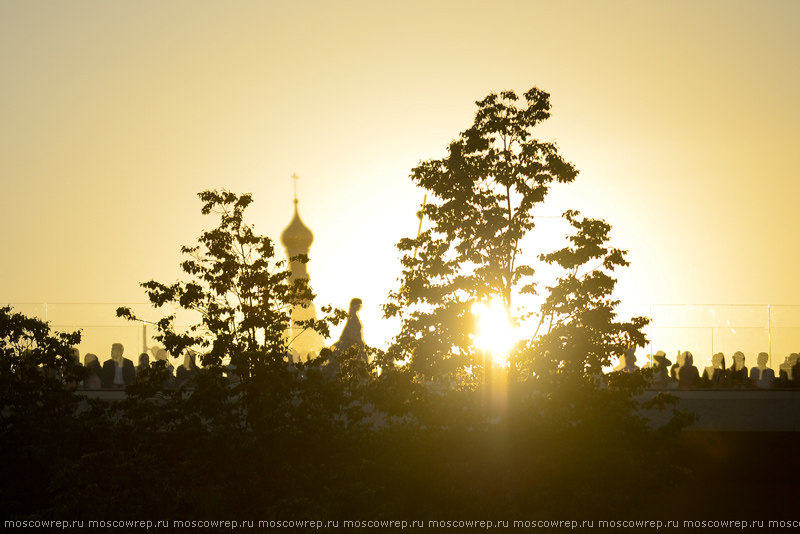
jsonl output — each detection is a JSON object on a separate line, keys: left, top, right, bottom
{"left": 280, "top": 199, "right": 314, "bottom": 253}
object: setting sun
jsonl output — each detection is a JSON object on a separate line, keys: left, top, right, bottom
{"left": 472, "top": 299, "right": 515, "bottom": 366}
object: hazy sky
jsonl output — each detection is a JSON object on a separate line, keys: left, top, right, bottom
{"left": 2, "top": 1, "right": 799, "bottom": 347}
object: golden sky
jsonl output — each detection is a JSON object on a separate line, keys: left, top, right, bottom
{"left": 2, "top": 0, "right": 800, "bottom": 347}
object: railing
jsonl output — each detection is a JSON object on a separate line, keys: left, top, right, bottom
{"left": 7, "top": 303, "right": 800, "bottom": 373}
{"left": 7, "top": 303, "right": 199, "bottom": 363}
{"left": 618, "top": 304, "right": 800, "bottom": 371}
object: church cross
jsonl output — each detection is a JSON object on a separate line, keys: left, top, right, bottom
{"left": 291, "top": 173, "right": 299, "bottom": 204}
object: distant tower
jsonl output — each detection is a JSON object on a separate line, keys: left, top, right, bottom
{"left": 280, "top": 174, "right": 325, "bottom": 360}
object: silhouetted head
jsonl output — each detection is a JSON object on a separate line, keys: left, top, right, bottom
{"left": 138, "top": 353, "right": 149, "bottom": 367}
{"left": 790, "top": 353, "right": 799, "bottom": 365}
{"left": 680, "top": 351, "right": 692, "bottom": 366}
{"left": 349, "top": 298, "right": 362, "bottom": 315}
{"left": 732, "top": 351, "right": 745, "bottom": 370}
{"left": 70, "top": 347, "right": 81, "bottom": 364}
{"left": 155, "top": 348, "right": 168, "bottom": 361}
{"left": 757, "top": 352, "right": 769, "bottom": 367}
{"left": 653, "top": 350, "right": 671, "bottom": 369}
{"left": 111, "top": 343, "right": 124, "bottom": 362}
{"left": 84, "top": 353, "right": 100, "bottom": 373}
{"left": 712, "top": 352, "right": 724, "bottom": 369}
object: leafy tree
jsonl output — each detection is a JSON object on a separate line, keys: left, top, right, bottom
{"left": 105, "top": 190, "right": 383, "bottom": 518}
{"left": 381, "top": 88, "right": 692, "bottom": 515}
{"left": 119, "top": 190, "right": 343, "bottom": 373}
{"left": 116, "top": 190, "right": 352, "bottom": 444}
{"left": 385, "top": 87, "right": 578, "bottom": 380}
{"left": 0, "top": 305, "right": 86, "bottom": 428}
{"left": 498, "top": 211, "right": 692, "bottom": 512}
{"left": 0, "top": 306, "right": 91, "bottom": 517}
{"left": 523, "top": 210, "right": 649, "bottom": 386}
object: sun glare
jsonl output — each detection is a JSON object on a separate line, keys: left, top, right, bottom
{"left": 472, "top": 299, "right": 515, "bottom": 366}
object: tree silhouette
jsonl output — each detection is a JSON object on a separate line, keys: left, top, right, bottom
{"left": 0, "top": 305, "right": 85, "bottom": 425}
{"left": 523, "top": 210, "right": 649, "bottom": 386}
{"left": 0, "top": 306, "right": 92, "bottom": 517}
{"left": 385, "top": 87, "right": 578, "bottom": 380}
{"left": 380, "top": 88, "right": 692, "bottom": 516}
{"left": 116, "top": 190, "right": 350, "bottom": 439}
{"left": 118, "top": 190, "right": 345, "bottom": 382}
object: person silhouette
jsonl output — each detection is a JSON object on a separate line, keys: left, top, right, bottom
{"left": 651, "top": 351, "right": 672, "bottom": 386}
{"left": 136, "top": 352, "right": 150, "bottom": 375}
{"left": 175, "top": 350, "right": 201, "bottom": 388}
{"left": 332, "top": 298, "right": 367, "bottom": 363}
{"left": 62, "top": 347, "right": 82, "bottom": 387}
{"left": 101, "top": 343, "right": 135, "bottom": 388}
{"left": 792, "top": 355, "right": 800, "bottom": 388}
{"left": 677, "top": 351, "right": 700, "bottom": 389}
{"left": 669, "top": 350, "right": 685, "bottom": 386}
{"left": 614, "top": 347, "right": 640, "bottom": 372}
{"left": 702, "top": 352, "right": 726, "bottom": 388}
{"left": 729, "top": 351, "right": 749, "bottom": 387}
{"left": 749, "top": 352, "right": 775, "bottom": 389}
{"left": 153, "top": 347, "right": 175, "bottom": 388}
{"left": 82, "top": 353, "right": 102, "bottom": 390}
{"left": 778, "top": 353, "right": 799, "bottom": 387}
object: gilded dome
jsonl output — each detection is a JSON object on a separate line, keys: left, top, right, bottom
{"left": 280, "top": 201, "right": 314, "bottom": 252}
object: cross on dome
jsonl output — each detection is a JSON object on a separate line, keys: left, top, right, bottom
{"left": 280, "top": 173, "right": 314, "bottom": 260}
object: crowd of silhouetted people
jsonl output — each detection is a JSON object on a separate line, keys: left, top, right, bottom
{"left": 73, "top": 299, "right": 372, "bottom": 390}
{"left": 73, "top": 343, "right": 205, "bottom": 390}
{"left": 615, "top": 347, "right": 800, "bottom": 389}
{"left": 69, "top": 337, "right": 800, "bottom": 392}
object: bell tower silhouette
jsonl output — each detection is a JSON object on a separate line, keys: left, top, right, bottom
{"left": 280, "top": 174, "right": 324, "bottom": 360}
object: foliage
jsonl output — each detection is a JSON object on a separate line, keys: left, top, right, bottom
{"left": 0, "top": 305, "right": 86, "bottom": 429}
{"left": 118, "top": 190, "right": 344, "bottom": 375}
{"left": 385, "top": 87, "right": 578, "bottom": 380}
{"left": 383, "top": 87, "right": 654, "bottom": 397}
{"left": 521, "top": 210, "right": 650, "bottom": 387}
{"left": 1, "top": 91, "right": 702, "bottom": 522}
{"left": 113, "top": 190, "right": 367, "bottom": 449}
{"left": 381, "top": 86, "right": 691, "bottom": 514}
{"left": 0, "top": 306, "right": 93, "bottom": 517}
